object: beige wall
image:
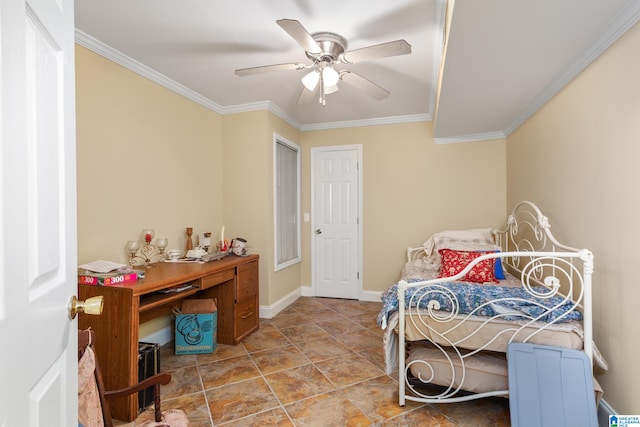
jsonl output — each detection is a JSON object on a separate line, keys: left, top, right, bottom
{"left": 507, "top": 22, "right": 640, "bottom": 414}
{"left": 76, "top": 46, "right": 226, "bottom": 336}
{"left": 300, "top": 123, "right": 507, "bottom": 293}
{"left": 76, "top": 43, "right": 508, "bottom": 307}
{"left": 76, "top": 43, "right": 508, "bottom": 355}
{"left": 76, "top": 46, "right": 224, "bottom": 265}
{"left": 220, "top": 110, "right": 302, "bottom": 306}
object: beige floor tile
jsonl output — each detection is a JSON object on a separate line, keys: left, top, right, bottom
{"left": 198, "top": 354, "right": 260, "bottom": 389}
{"left": 379, "top": 405, "right": 458, "bottom": 426}
{"left": 269, "top": 310, "right": 314, "bottom": 329}
{"left": 435, "top": 398, "right": 511, "bottom": 427}
{"left": 294, "top": 335, "right": 353, "bottom": 362}
{"left": 206, "top": 377, "right": 280, "bottom": 425}
{"left": 159, "top": 345, "right": 197, "bottom": 371}
{"left": 167, "top": 393, "right": 212, "bottom": 427}
{"left": 249, "top": 344, "right": 311, "bottom": 375}
{"left": 218, "top": 407, "right": 294, "bottom": 427}
{"left": 161, "top": 365, "right": 203, "bottom": 400}
{"left": 264, "top": 363, "right": 337, "bottom": 405}
{"left": 285, "top": 390, "right": 372, "bottom": 426}
{"left": 289, "top": 296, "right": 329, "bottom": 309}
{"left": 120, "top": 297, "right": 510, "bottom": 426}
{"left": 298, "top": 306, "right": 342, "bottom": 322}
{"left": 315, "top": 352, "right": 384, "bottom": 388}
{"left": 278, "top": 322, "right": 333, "bottom": 343}
{"left": 334, "top": 327, "right": 382, "bottom": 352}
{"left": 195, "top": 342, "right": 247, "bottom": 364}
{"left": 241, "top": 327, "right": 291, "bottom": 352}
{"left": 342, "top": 375, "right": 424, "bottom": 424}
{"left": 349, "top": 310, "right": 382, "bottom": 329}
{"left": 315, "top": 317, "right": 366, "bottom": 335}
{"left": 357, "top": 346, "right": 387, "bottom": 372}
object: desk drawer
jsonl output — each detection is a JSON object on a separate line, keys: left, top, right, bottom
{"left": 202, "top": 269, "right": 235, "bottom": 289}
{"left": 237, "top": 260, "right": 258, "bottom": 302}
{"left": 235, "top": 298, "right": 258, "bottom": 339}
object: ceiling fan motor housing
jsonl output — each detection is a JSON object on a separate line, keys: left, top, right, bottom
{"left": 306, "top": 32, "right": 348, "bottom": 62}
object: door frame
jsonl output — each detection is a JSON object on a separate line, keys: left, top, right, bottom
{"left": 310, "top": 144, "right": 363, "bottom": 299}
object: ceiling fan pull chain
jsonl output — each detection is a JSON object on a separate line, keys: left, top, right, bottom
{"left": 319, "top": 72, "right": 326, "bottom": 106}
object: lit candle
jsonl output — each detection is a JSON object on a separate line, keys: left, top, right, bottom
{"left": 220, "top": 225, "right": 225, "bottom": 249}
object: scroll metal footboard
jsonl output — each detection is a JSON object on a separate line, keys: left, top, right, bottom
{"left": 397, "top": 201, "right": 594, "bottom": 405}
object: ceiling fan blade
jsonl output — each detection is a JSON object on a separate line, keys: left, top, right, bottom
{"left": 276, "top": 19, "right": 322, "bottom": 54}
{"left": 340, "top": 40, "right": 411, "bottom": 64}
{"left": 235, "top": 62, "right": 306, "bottom": 77}
{"left": 340, "top": 71, "right": 390, "bottom": 100}
{"left": 297, "top": 86, "right": 319, "bottom": 105}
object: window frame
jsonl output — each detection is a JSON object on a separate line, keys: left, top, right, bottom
{"left": 273, "top": 134, "right": 301, "bottom": 271}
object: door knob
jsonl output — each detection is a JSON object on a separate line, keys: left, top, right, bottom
{"left": 68, "top": 295, "right": 104, "bottom": 319}
{"left": 315, "top": 229, "right": 322, "bottom": 234}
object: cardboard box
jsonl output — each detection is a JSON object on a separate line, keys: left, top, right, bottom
{"left": 175, "top": 299, "right": 217, "bottom": 355}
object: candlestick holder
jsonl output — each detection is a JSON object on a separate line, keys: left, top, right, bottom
{"left": 186, "top": 227, "right": 193, "bottom": 252}
{"left": 127, "top": 229, "right": 166, "bottom": 267}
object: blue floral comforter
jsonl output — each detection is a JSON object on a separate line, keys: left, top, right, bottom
{"left": 377, "top": 279, "right": 582, "bottom": 329}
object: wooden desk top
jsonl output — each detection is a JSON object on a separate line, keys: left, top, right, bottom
{"left": 89, "top": 254, "right": 259, "bottom": 297}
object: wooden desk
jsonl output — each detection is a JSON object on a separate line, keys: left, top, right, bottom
{"left": 78, "top": 254, "right": 259, "bottom": 421}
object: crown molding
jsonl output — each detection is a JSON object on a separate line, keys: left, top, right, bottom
{"left": 434, "top": 131, "right": 506, "bottom": 145}
{"left": 503, "top": 1, "right": 640, "bottom": 137}
{"left": 75, "top": 30, "right": 227, "bottom": 115}
{"left": 222, "top": 100, "right": 303, "bottom": 129}
{"left": 75, "top": 29, "right": 432, "bottom": 133}
{"left": 300, "top": 113, "right": 432, "bottom": 131}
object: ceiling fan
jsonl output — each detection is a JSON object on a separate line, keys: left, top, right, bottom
{"left": 234, "top": 19, "right": 411, "bottom": 106}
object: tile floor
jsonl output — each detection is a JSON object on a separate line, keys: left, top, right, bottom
{"left": 117, "top": 297, "right": 510, "bottom": 426}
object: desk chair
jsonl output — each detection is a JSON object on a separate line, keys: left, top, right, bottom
{"left": 78, "top": 329, "right": 187, "bottom": 427}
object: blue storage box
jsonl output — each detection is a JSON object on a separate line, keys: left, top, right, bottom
{"left": 175, "top": 299, "right": 217, "bottom": 355}
{"left": 508, "top": 343, "right": 598, "bottom": 427}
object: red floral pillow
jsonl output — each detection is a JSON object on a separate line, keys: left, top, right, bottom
{"left": 438, "top": 249, "right": 498, "bottom": 284}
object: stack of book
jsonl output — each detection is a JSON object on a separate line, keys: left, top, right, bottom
{"left": 78, "top": 260, "right": 145, "bottom": 286}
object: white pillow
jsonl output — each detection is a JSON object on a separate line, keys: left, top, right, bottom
{"left": 423, "top": 228, "right": 495, "bottom": 256}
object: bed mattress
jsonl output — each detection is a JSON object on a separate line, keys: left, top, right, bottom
{"left": 403, "top": 311, "right": 584, "bottom": 353}
{"left": 406, "top": 342, "right": 603, "bottom": 403}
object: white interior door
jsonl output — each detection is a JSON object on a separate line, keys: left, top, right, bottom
{"left": 0, "top": 0, "right": 77, "bottom": 425}
{"left": 312, "top": 146, "right": 362, "bottom": 299}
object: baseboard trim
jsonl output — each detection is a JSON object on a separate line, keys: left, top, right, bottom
{"left": 598, "top": 398, "right": 616, "bottom": 427}
{"left": 259, "top": 288, "right": 301, "bottom": 319}
{"left": 359, "top": 289, "right": 382, "bottom": 302}
{"left": 140, "top": 326, "right": 173, "bottom": 346}
{"left": 301, "top": 285, "right": 314, "bottom": 297}
{"left": 302, "top": 285, "right": 382, "bottom": 302}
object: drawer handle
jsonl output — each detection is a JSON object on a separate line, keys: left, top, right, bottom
{"left": 241, "top": 311, "right": 254, "bottom": 319}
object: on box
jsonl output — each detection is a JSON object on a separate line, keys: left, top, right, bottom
{"left": 175, "top": 299, "right": 217, "bottom": 355}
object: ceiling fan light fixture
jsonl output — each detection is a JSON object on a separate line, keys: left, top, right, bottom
{"left": 301, "top": 70, "right": 320, "bottom": 91}
{"left": 322, "top": 65, "right": 339, "bottom": 87}
{"left": 236, "top": 20, "right": 409, "bottom": 107}
{"left": 324, "top": 82, "right": 339, "bottom": 95}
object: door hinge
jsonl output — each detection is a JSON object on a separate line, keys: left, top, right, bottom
{"left": 357, "top": 272, "right": 360, "bottom": 280}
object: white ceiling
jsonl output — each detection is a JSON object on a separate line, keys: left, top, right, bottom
{"left": 74, "top": 0, "right": 640, "bottom": 142}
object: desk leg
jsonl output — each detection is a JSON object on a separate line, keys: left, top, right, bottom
{"left": 200, "top": 279, "right": 235, "bottom": 345}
